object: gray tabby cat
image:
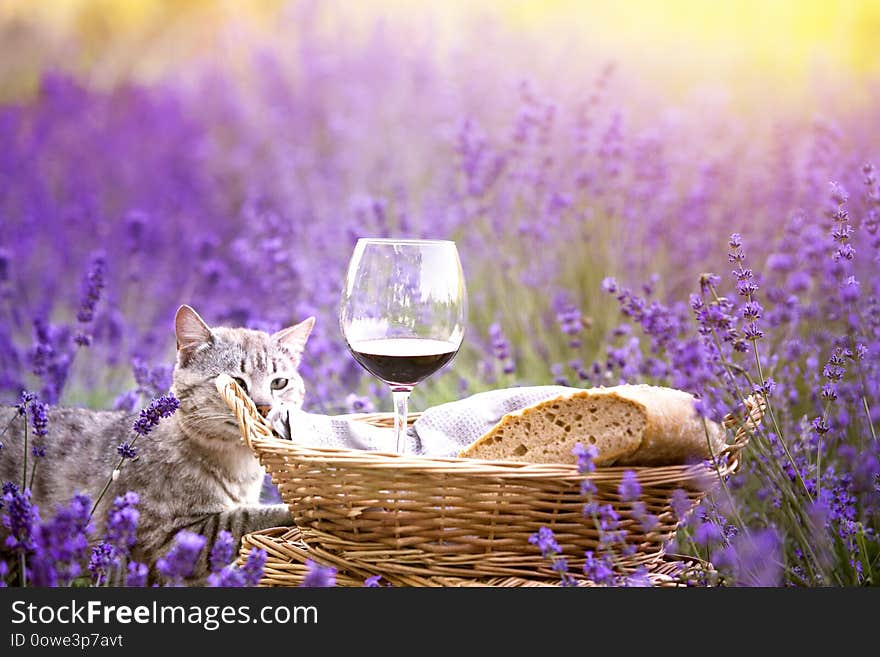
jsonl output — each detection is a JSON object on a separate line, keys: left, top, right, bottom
{"left": 0, "top": 305, "right": 314, "bottom": 581}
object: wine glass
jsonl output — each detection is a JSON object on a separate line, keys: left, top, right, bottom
{"left": 340, "top": 238, "right": 467, "bottom": 453}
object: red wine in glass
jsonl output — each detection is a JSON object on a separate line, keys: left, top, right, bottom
{"left": 347, "top": 337, "right": 460, "bottom": 387}
{"left": 340, "top": 238, "right": 467, "bottom": 453}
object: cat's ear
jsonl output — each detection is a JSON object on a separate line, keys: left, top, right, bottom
{"left": 273, "top": 316, "right": 315, "bottom": 355}
{"left": 175, "top": 305, "right": 213, "bottom": 354}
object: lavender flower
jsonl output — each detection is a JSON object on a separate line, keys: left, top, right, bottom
{"left": 105, "top": 492, "right": 139, "bottom": 556}
{"left": 76, "top": 254, "right": 106, "bottom": 324}
{"left": 126, "top": 562, "right": 149, "bottom": 587}
{"left": 693, "top": 521, "right": 723, "bottom": 547}
{"left": 632, "top": 501, "right": 658, "bottom": 533}
{"left": 30, "top": 493, "right": 92, "bottom": 587}
{"left": 156, "top": 530, "right": 206, "bottom": 584}
{"left": 207, "top": 566, "right": 245, "bottom": 587}
{"left": 15, "top": 391, "right": 35, "bottom": 416}
{"left": 624, "top": 566, "right": 653, "bottom": 587}
{"left": 116, "top": 443, "right": 137, "bottom": 459}
{"left": 88, "top": 543, "right": 115, "bottom": 585}
{"left": 583, "top": 551, "right": 615, "bottom": 585}
{"left": 2, "top": 486, "right": 39, "bottom": 554}
{"left": 132, "top": 393, "right": 180, "bottom": 436}
{"left": 345, "top": 393, "right": 375, "bottom": 414}
{"left": 670, "top": 489, "right": 692, "bottom": 522}
{"left": 528, "top": 526, "right": 561, "bottom": 556}
{"left": 712, "top": 529, "right": 782, "bottom": 587}
{"left": 28, "top": 397, "right": 48, "bottom": 437}
{"left": 300, "top": 559, "right": 336, "bottom": 587}
{"left": 209, "top": 530, "right": 235, "bottom": 573}
{"left": 573, "top": 443, "right": 599, "bottom": 474}
{"left": 241, "top": 548, "right": 267, "bottom": 587}
{"left": 488, "top": 323, "right": 515, "bottom": 375}
{"left": 618, "top": 470, "right": 641, "bottom": 502}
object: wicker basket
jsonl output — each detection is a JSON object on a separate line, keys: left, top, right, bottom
{"left": 218, "top": 375, "right": 764, "bottom": 582}
{"left": 239, "top": 526, "right": 720, "bottom": 587}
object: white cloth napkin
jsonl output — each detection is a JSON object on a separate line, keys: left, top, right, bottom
{"left": 270, "top": 386, "right": 578, "bottom": 456}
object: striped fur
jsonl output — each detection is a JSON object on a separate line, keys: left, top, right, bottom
{"left": 0, "top": 306, "right": 314, "bottom": 583}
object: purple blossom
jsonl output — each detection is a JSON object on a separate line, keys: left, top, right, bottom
{"left": 632, "top": 501, "right": 658, "bottom": 533}
{"left": 241, "top": 548, "right": 267, "bottom": 586}
{"left": 488, "top": 323, "right": 515, "bottom": 374}
{"left": 209, "top": 530, "right": 235, "bottom": 573}
{"left": 670, "top": 489, "right": 692, "bottom": 522}
{"left": 156, "top": 530, "right": 206, "bottom": 584}
{"left": 105, "top": 492, "right": 139, "bottom": 556}
{"left": 132, "top": 393, "right": 180, "bottom": 437}
{"left": 624, "top": 566, "right": 653, "bottom": 587}
{"left": 529, "top": 526, "right": 561, "bottom": 557}
{"left": 207, "top": 565, "right": 246, "bottom": 587}
{"left": 2, "top": 486, "right": 39, "bottom": 554}
{"left": 618, "top": 470, "right": 641, "bottom": 502}
{"left": 116, "top": 443, "right": 137, "bottom": 459}
{"left": 126, "top": 562, "right": 149, "bottom": 587}
{"left": 88, "top": 543, "right": 115, "bottom": 585}
{"left": 583, "top": 551, "right": 615, "bottom": 585}
{"left": 573, "top": 442, "right": 598, "bottom": 474}
{"left": 712, "top": 529, "right": 782, "bottom": 587}
{"left": 28, "top": 398, "right": 48, "bottom": 437}
{"left": 345, "top": 393, "right": 375, "bottom": 414}
{"left": 76, "top": 253, "right": 106, "bottom": 325}
{"left": 693, "top": 521, "right": 723, "bottom": 547}
{"left": 300, "top": 559, "right": 336, "bottom": 587}
{"left": 15, "top": 391, "right": 36, "bottom": 416}
{"left": 30, "top": 494, "right": 92, "bottom": 587}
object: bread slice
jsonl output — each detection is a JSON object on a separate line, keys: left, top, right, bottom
{"left": 458, "top": 384, "right": 724, "bottom": 467}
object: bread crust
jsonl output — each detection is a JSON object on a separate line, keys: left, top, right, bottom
{"left": 458, "top": 384, "right": 724, "bottom": 467}
{"left": 609, "top": 384, "right": 725, "bottom": 466}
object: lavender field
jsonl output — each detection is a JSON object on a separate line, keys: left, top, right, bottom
{"left": 1, "top": 1, "right": 879, "bottom": 586}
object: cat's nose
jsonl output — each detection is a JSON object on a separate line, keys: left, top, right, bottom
{"left": 255, "top": 404, "right": 271, "bottom": 418}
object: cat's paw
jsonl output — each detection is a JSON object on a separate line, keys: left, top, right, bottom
{"left": 267, "top": 503, "right": 294, "bottom": 527}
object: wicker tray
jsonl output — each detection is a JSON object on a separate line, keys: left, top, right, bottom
{"left": 239, "top": 526, "right": 720, "bottom": 587}
{"left": 218, "top": 375, "right": 764, "bottom": 579}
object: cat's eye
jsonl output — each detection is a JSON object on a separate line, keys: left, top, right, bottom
{"left": 232, "top": 377, "right": 248, "bottom": 393}
{"left": 270, "top": 378, "right": 288, "bottom": 391}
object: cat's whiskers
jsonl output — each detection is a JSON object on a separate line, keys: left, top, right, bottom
{"left": 175, "top": 413, "right": 245, "bottom": 444}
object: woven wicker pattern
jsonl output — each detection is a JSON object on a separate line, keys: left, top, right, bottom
{"left": 240, "top": 527, "right": 719, "bottom": 587}
{"left": 218, "top": 374, "right": 763, "bottom": 581}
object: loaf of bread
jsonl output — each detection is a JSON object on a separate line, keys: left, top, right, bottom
{"left": 457, "top": 384, "right": 725, "bottom": 467}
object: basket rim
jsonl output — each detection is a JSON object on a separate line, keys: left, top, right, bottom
{"left": 216, "top": 373, "right": 749, "bottom": 482}
{"left": 245, "top": 431, "right": 733, "bottom": 480}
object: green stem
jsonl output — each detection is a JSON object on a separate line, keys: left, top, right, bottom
{"left": 703, "top": 286, "right": 828, "bottom": 581}
{"left": 89, "top": 458, "right": 123, "bottom": 520}
{"left": 19, "top": 552, "right": 26, "bottom": 587}
{"left": 90, "top": 434, "right": 141, "bottom": 520}
{"left": 751, "top": 342, "right": 812, "bottom": 502}
{"left": 28, "top": 460, "right": 38, "bottom": 491}
{"left": 702, "top": 419, "right": 749, "bottom": 535}
{"left": 0, "top": 412, "right": 18, "bottom": 440}
{"left": 706, "top": 284, "right": 813, "bottom": 503}
{"left": 21, "top": 421, "right": 28, "bottom": 492}
{"left": 863, "top": 396, "right": 878, "bottom": 442}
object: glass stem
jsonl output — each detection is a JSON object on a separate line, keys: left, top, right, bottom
{"left": 392, "top": 388, "right": 412, "bottom": 453}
